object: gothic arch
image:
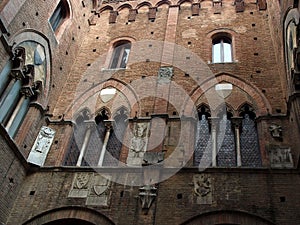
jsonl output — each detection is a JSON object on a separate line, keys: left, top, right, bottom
{"left": 180, "top": 210, "right": 275, "bottom": 225}
{"left": 64, "top": 78, "right": 140, "bottom": 120}
{"left": 186, "top": 73, "right": 271, "bottom": 117}
{"left": 22, "top": 206, "right": 115, "bottom": 225}
{"left": 10, "top": 30, "right": 52, "bottom": 108}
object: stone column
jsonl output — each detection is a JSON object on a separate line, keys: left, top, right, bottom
{"left": 98, "top": 120, "right": 113, "bottom": 166}
{"left": 232, "top": 117, "right": 243, "bottom": 167}
{"left": 5, "top": 85, "right": 34, "bottom": 137}
{"left": 76, "top": 121, "right": 94, "bottom": 166}
{"left": 209, "top": 117, "right": 219, "bottom": 167}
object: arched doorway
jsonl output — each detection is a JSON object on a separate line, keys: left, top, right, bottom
{"left": 181, "top": 210, "right": 275, "bottom": 225}
{"left": 43, "top": 218, "right": 95, "bottom": 225}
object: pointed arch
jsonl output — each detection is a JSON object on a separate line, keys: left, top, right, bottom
{"left": 187, "top": 73, "right": 272, "bottom": 117}
{"left": 64, "top": 78, "right": 140, "bottom": 121}
{"left": 95, "top": 107, "right": 111, "bottom": 120}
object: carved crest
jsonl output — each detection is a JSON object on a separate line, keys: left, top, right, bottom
{"left": 75, "top": 173, "right": 90, "bottom": 189}
{"left": 158, "top": 67, "right": 173, "bottom": 83}
{"left": 193, "top": 174, "right": 213, "bottom": 204}
{"left": 93, "top": 185, "right": 108, "bottom": 196}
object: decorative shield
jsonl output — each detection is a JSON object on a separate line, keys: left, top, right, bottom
{"left": 215, "top": 83, "right": 233, "bottom": 98}
{"left": 93, "top": 185, "right": 108, "bottom": 196}
{"left": 100, "top": 88, "right": 116, "bottom": 103}
{"left": 75, "top": 174, "right": 90, "bottom": 189}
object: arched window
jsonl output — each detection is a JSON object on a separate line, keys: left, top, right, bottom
{"left": 49, "top": 0, "right": 70, "bottom": 32}
{"left": 0, "top": 42, "right": 45, "bottom": 138}
{"left": 110, "top": 41, "right": 131, "bottom": 69}
{"left": 64, "top": 109, "right": 91, "bottom": 166}
{"left": 65, "top": 106, "right": 128, "bottom": 167}
{"left": 239, "top": 105, "right": 261, "bottom": 167}
{"left": 194, "top": 106, "right": 212, "bottom": 166}
{"left": 217, "top": 112, "right": 236, "bottom": 167}
{"left": 212, "top": 35, "right": 233, "bottom": 63}
{"left": 103, "top": 107, "right": 128, "bottom": 166}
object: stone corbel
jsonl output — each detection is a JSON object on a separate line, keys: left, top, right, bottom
{"left": 109, "top": 11, "right": 118, "bottom": 24}
{"left": 234, "top": 0, "right": 245, "bottom": 13}
{"left": 139, "top": 185, "right": 157, "bottom": 209}
{"left": 191, "top": 3, "right": 200, "bottom": 16}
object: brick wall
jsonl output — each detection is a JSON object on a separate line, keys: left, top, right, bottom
{"left": 5, "top": 168, "right": 300, "bottom": 225}
{"left": 0, "top": 126, "right": 27, "bottom": 224}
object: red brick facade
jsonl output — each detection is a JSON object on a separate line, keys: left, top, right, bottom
{"left": 0, "top": 0, "right": 300, "bottom": 224}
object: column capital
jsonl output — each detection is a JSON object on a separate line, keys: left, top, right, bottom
{"left": 208, "top": 116, "right": 219, "bottom": 130}
{"left": 104, "top": 119, "right": 114, "bottom": 130}
{"left": 231, "top": 116, "right": 243, "bottom": 128}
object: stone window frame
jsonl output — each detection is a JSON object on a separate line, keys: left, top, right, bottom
{"left": 109, "top": 40, "right": 132, "bottom": 69}
{"left": 212, "top": 33, "right": 233, "bottom": 63}
{"left": 283, "top": 8, "right": 300, "bottom": 93}
{"left": 49, "top": 0, "right": 72, "bottom": 40}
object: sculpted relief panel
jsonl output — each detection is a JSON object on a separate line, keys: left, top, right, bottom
{"left": 27, "top": 126, "right": 55, "bottom": 166}
{"left": 127, "top": 123, "right": 150, "bottom": 166}
{"left": 69, "top": 173, "right": 111, "bottom": 206}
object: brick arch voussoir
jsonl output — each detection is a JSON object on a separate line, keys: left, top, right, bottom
{"left": 22, "top": 206, "right": 115, "bottom": 225}
{"left": 64, "top": 79, "right": 139, "bottom": 120}
{"left": 180, "top": 210, "right": 276, "bottom": 225}
{"left": 186, "top": 73, "right": 271, "bottom": 117}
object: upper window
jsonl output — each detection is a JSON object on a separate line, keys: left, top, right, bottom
{"left": 49, "top": 0, "right": 70, "bottom": 32}
{"left": 212, "top": 36, "right": 233, "bottom": 63}
{"left": 110, "top": 41, "right": 131, "bottom": 69}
